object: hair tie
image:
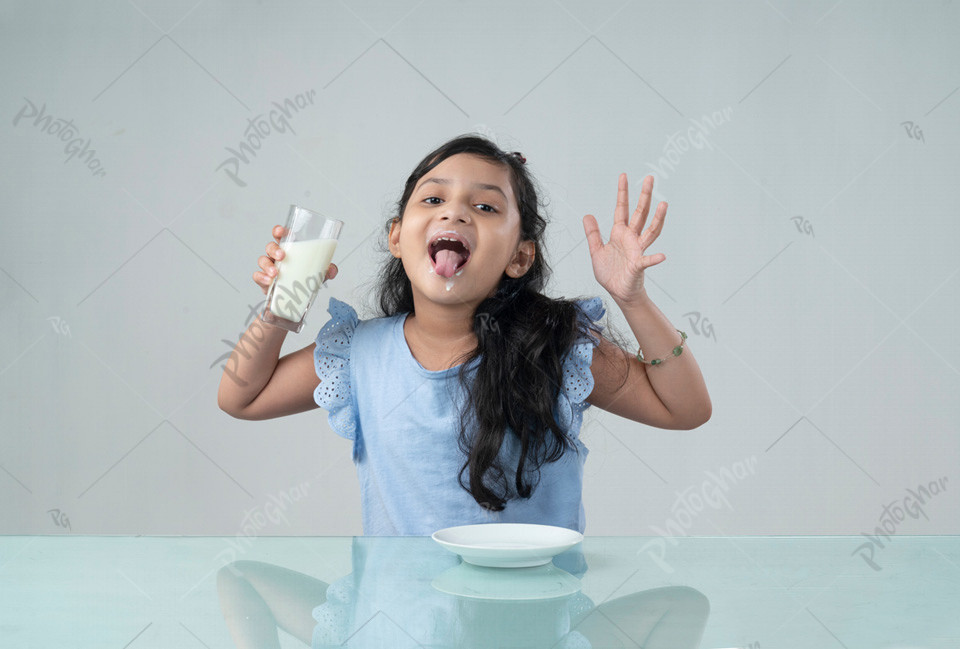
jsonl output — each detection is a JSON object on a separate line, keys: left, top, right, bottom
{"left": 511, "top": 151, "right": 526, "bottom": 164}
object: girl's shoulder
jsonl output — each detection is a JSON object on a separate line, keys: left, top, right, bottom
{"left": 315, "top": 296, "right": 403, "bottom": 354}
{"left": 314, "top": 296, "right": 360, "bottom": 345}
{"left": 325, "top": 295, "right": 359, "bottom": 323}
{"left": 321, "top": 296, "right": 400, "bottom": 329}
{"left": 572, "top": 295, "right": 605, "bottom": 324}
{"left": 550, "top": 295, "right": 606, "bottom": 346}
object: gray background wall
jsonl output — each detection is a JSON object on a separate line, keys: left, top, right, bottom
{"left": 1, "top": 0, "right": 957, "bottom": 537}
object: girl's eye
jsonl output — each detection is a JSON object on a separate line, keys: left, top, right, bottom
{"left": 423, "top": 197, "right": 497, "bottom": 213}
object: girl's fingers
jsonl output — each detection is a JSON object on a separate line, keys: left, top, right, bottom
{"left": 270, "top": 226, "right": 287, "bottom": 260}
{"left": 253, "top": 267, "right": 273, "bottom": 293}
{"left": 639, "top": 202, "right": 668, "bottom": 251}
{"left": 265, "top": 240, "right": 284, "bottom": 261}
{"left": 252, "top": 227, "right": 287, "bottom": 293}
{"left": 641, "top": 253, "right": 666, "bottom": 269}
{"left": 325, "top": 263, "right": 338, "bottom": 281}
{"left": 582, "top": 214, "right": 605, "bottom": 257}
{"left": 649, "top": 202, "right": 667, "bottom": 238}
{"left": 256, "top": 255, "right": 276, "bottom": 292}
{"left": 631, "top": 175, "right": 653, "bottom": 234}
{"left": 614, "top": 173, "right": 629, "bottom": 226}
{"left": 258, "top": 254, "right": 276, "bottom": 272}
{"left": 258, "top": 254, "right": 278, "bottom": 276}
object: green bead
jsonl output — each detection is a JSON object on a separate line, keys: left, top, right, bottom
{"left": 673, "top": 346, "right": 683, "bottom": 357}
{"left": 651, "top": 359, "right": 662, "bottom": 365}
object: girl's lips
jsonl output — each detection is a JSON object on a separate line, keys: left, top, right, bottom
{"left": 426, "top": 230, "right": 472, "bottom": 278}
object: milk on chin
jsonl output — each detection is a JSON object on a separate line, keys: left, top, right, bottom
{"left": 268, "top": 238, "right": 337, "bottom": 322}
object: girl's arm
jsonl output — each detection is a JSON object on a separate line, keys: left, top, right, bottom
{"left": 216, "top": 316, "right": 286, "bottom": 415}
{"left": 582, "top": 173, "right": 711, "bottom": 429}
{"left": 216, "top": 320, "right": 321, "bottom": 421}
{"left": 217, "top": 224, "right": 333, "bottom": 420}
{"left": 586, "top": 290, "right": 711, "bottom": 430}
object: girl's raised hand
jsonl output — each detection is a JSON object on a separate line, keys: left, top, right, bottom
{"left": 254, "top": 225, "right": 338, "bottom": 294}
{"left": 583, "top": 173, "right": 666, "bottom": 305}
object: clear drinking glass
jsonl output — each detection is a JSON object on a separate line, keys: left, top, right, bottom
{"left": 260, "top": 205, "right": 342, "bottom": 333}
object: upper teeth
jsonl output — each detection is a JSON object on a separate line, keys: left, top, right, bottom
{"left": 435, "top": 236, "right": 465, "bottom": 247}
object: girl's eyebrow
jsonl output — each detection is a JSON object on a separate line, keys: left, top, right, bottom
{"left": 418, "top": 177, "right": 506, "bottom": 200}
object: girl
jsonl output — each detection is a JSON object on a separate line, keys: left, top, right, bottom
{"left": 215, "top": 134, "right": 713, "bottom": 649}
{"left": 217, "top": 134, "right": 711, "bottom": 536}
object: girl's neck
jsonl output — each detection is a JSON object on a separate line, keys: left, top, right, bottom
{"left": 404, "top": 307, "right": 475, "bottom": 347}
{"left": 403, "top": 299, "right": 478, "bottom": 370}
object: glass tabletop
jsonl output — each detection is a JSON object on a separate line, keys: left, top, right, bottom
{"left": 1, "top": 534, "right": 958, "bottom": 648}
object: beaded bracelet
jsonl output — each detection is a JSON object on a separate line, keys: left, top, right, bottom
{"left": 636, "top": 330, "right": 688, "bottom": 366}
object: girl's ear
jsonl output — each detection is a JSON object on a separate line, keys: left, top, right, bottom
{"left": 388, "top": 217, "right": 402, "bottom": 258}
{"left": 505, "top": 239, "right": 535, "bottom": 278}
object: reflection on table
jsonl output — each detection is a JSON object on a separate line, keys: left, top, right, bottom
{"left": 217, "top": 536, "right": 709, "bottom": 648}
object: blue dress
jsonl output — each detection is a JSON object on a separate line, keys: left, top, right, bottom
{"left": 312, "top": 296, "right": 606, "bottom": 536}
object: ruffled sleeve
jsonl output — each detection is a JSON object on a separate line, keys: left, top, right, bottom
{"left": 313, "top": 297, "right": 361, "bottom": 460}
{"left": 555, "top": 297, "right": 606, "bottom": 440}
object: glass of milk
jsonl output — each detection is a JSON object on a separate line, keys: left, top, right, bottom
{"left": 260, "top": 205, "right": 342, "bottom": 333}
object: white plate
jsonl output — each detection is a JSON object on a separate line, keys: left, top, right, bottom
{"left": 431, "top": 523, "right": 583, "bottom": 568}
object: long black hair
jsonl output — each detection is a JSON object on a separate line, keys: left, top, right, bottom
{"left": 369, "top": 134, "right": 630, "bottom": 511}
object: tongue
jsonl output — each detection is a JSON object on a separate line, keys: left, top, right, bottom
{"left": 434, "top": 249, "right": 465, "bottom": 278}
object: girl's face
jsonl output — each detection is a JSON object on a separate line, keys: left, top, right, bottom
{"left": 389, "top": 153, "right": 535, "bottom": 306}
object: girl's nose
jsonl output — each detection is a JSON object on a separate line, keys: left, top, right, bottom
{"left": 441, "top": 203, "right": 471, "bottom": 223}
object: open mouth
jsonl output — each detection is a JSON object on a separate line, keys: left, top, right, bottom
{"left": 429, "top": 236, "right": 471, "bottom": 278}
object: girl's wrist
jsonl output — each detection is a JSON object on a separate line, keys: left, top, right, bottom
{"left": 256, "top": 310, "right": 290, "bottom": 335}
{"left": 611, "top": 288, "right": 652, "bottom": 310}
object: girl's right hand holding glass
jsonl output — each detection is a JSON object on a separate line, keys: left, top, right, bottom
{"left": 254, "top": 225, "right": 339, "bottom": 294}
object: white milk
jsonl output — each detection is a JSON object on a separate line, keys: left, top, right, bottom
{"left": 268, "top": 238, "right": 337, "bottom": 322}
